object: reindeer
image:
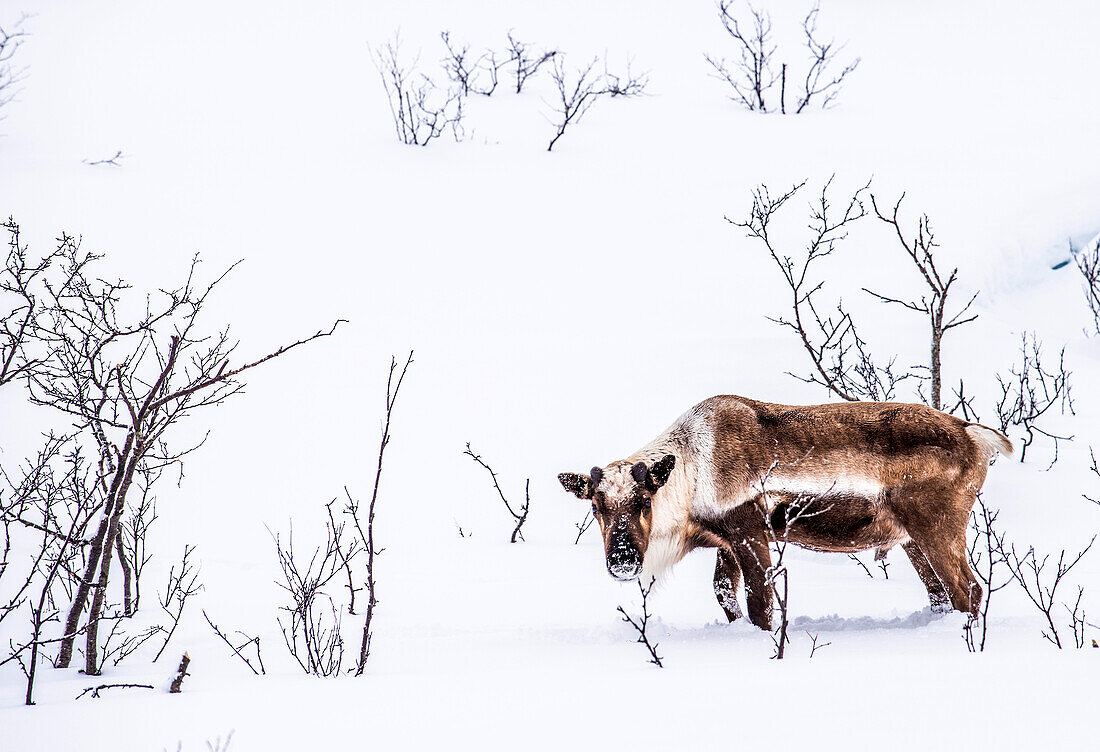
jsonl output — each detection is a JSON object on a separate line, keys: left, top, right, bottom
{"left": 558, "top": 395, "right": 1012, "bottom": 629}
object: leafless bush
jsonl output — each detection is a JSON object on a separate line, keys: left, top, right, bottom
{"left": 963, "top": 495, "right": 1012, "bottom": 652}
{"left": 995, "top": 332, "right": 1073, "bottom": 466}
{"left": 373, "top": 36, "right": 464, "bottom": 146}
{"left": 351, "top": 352, "right": 413, "bottom": 675}
{"left": 1, "top": 434, "right": 101, "bottom": 705}
{"left": 704, "top": 1, "right": 859, "bottom": 114}
{"left": 1072, "top": 235, "right": 1100, "bottom": 335}
{"left": 272, "top": 522, "right": 348, "bottom": 677}
{"left": 203, "top": 610, "right": 265, "bottom": 675}
{"left": 440, "top": 31, "right": 503, "bottom": 96}
{"left": 732, "top": 182, "right": 981, "bottom": 412}
{"left": 1005, "top": 537, "right": 1095, "bottom": 649}
{"left": 546, "top": 55, "right": 646, "bottom": 152}
{"left": 617, "top": 578, "right": 663, "bottom": 667}
{"left": 464, "top": 443, "right": 529, "bottom": 542}
{"left": 506, "top": 32, "right": 557, "bottom": 93}
{"left": 272, "top": 353, "right": 412, "bottom": 677}
{"left": 7, "top": 225, "right": 341, "bottom": 676}
{"left": 730, "top": 179, "right": 911, "bottom": 402}
{"left": 869, "top": 193, "right": 979, "bottom": 410}
{"left": 0, "top": 16, "right": 28, "bottom": 115}
{"left": 151, "top": 544, "right": 201, "bottom": 662}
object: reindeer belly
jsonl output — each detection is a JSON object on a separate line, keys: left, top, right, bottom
{"left": 768, "top": 492, "right": 908, "bottom": 553}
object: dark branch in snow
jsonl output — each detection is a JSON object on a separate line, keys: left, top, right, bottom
{"left": 464, "top": 442, "right": 529, "bottom": 543}
{"left": 75, "top": 682, "right": 154, "bottom": 700}
{"left": 353, "top": 351, "right": 413, "bottom": 675}
{"left": 617, "top": 578, "right": 663, "bottom": 668}
{"left": 82, "top": 150, "right": 126, "bottom": 167}
{"left": 203, "top": 610, "right": 265, "bottom": 675}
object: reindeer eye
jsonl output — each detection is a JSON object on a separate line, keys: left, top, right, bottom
{"left": 641, "top": 498, "right": 652, "bottom": 511}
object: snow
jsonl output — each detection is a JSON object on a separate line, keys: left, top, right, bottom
{"left": 2, "top": 1, "right": 1100, "bottom": 749}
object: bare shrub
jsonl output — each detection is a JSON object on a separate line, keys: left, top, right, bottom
{"left": 1005, "top": 536, "right": 1095, "bottom": 649}
{"left": 506, "top": 32, "right": 558, "bottom": 93}
{"left": 732, "top": 182, "right": 981, "bottom": 412}
{"left": 617, "top": 578, "right": 663, "bottom": 667}
{"left": 1071, "top": 235, "right": 1100, "bottom": 335}
{"left": 730, "top": 179, "right": 911, "bottom": 402}
{"left": 704, "top": 1, "right": 859, "bottom": 114}
{"left": 464, "top": 443, "right": 529, "bottom": 543}
{"left": 11, "top": 228, "right": 342, "bottom": 676}
{"left": 272, "top": 352, "right": 412, "bottom": 677}
{"left": 546, "top": 55, "right": 646, "bottom": 152}
{"left": 272, "top": 522, "right": 348, "bottom": 677}
{"left": 995, "top": 332, "right": 1073, "bottom": 466}
{"left": 0, "top": 16, "right": 28, "bottom": 115}
{"left": 373, "top": 36, "right": 464, "bottom": 146}
{"left": 1, "top": 434, "right": 101, "bottom": 705}
{"left": 440, "top": 31, "right": 503, "bottom": 96}
{"left": 963, "top": 495, "right": 1012, "bottom": 652}
{"left": 152, "top": 544, "right": 201, "bottom": 662}
{"left": 869, "top": 193, "right": 980, "bottom": 410}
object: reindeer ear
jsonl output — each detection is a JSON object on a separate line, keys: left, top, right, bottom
{"left": 650, "top": 454, "right": 676, "bottom": 488}
{"left": 631, "top": 461, "right": 649, "bottom": 485}
{"left": 558, "top": 472, "right": 594, "bottom": 499}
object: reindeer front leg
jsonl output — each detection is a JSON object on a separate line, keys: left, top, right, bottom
{"left": 713, "top": 548, "right": 744, "bottom": 622}
{"left": 733, "top": 534, "right": 774, "bottom": 631}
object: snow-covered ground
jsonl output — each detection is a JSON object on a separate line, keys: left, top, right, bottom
{"left": 2, "top": 1, "right": 1099, "bottom": 749}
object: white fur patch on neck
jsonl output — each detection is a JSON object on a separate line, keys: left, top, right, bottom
{"left": 641, "top": 534, "right": 688, "bottom": 582}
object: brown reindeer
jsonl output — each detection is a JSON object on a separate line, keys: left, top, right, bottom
{"left": 558, "top": 395, "right": 1011, "bottom": 630}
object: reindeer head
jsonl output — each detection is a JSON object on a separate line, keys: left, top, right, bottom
{"left": 558, "top": 455, "right": 676, "bottom": 581}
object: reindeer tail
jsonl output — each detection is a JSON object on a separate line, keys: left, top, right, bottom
{"left": 965, "top": 423, "right": 1014, "bottom": 462}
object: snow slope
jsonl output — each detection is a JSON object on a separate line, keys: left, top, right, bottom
{"left": 2, "top": 1, "right": 1099, "bottom": 749}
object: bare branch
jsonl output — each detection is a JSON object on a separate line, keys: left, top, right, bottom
{"left": 617, "top": 578, "right": 663, "bottom": 667}
{"left": 464, "top": 443, "right": 529, "bottom": 543}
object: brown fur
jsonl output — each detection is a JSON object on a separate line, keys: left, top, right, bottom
{"left": 559, "top": 395, "right": 1012, "bottom": 628}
